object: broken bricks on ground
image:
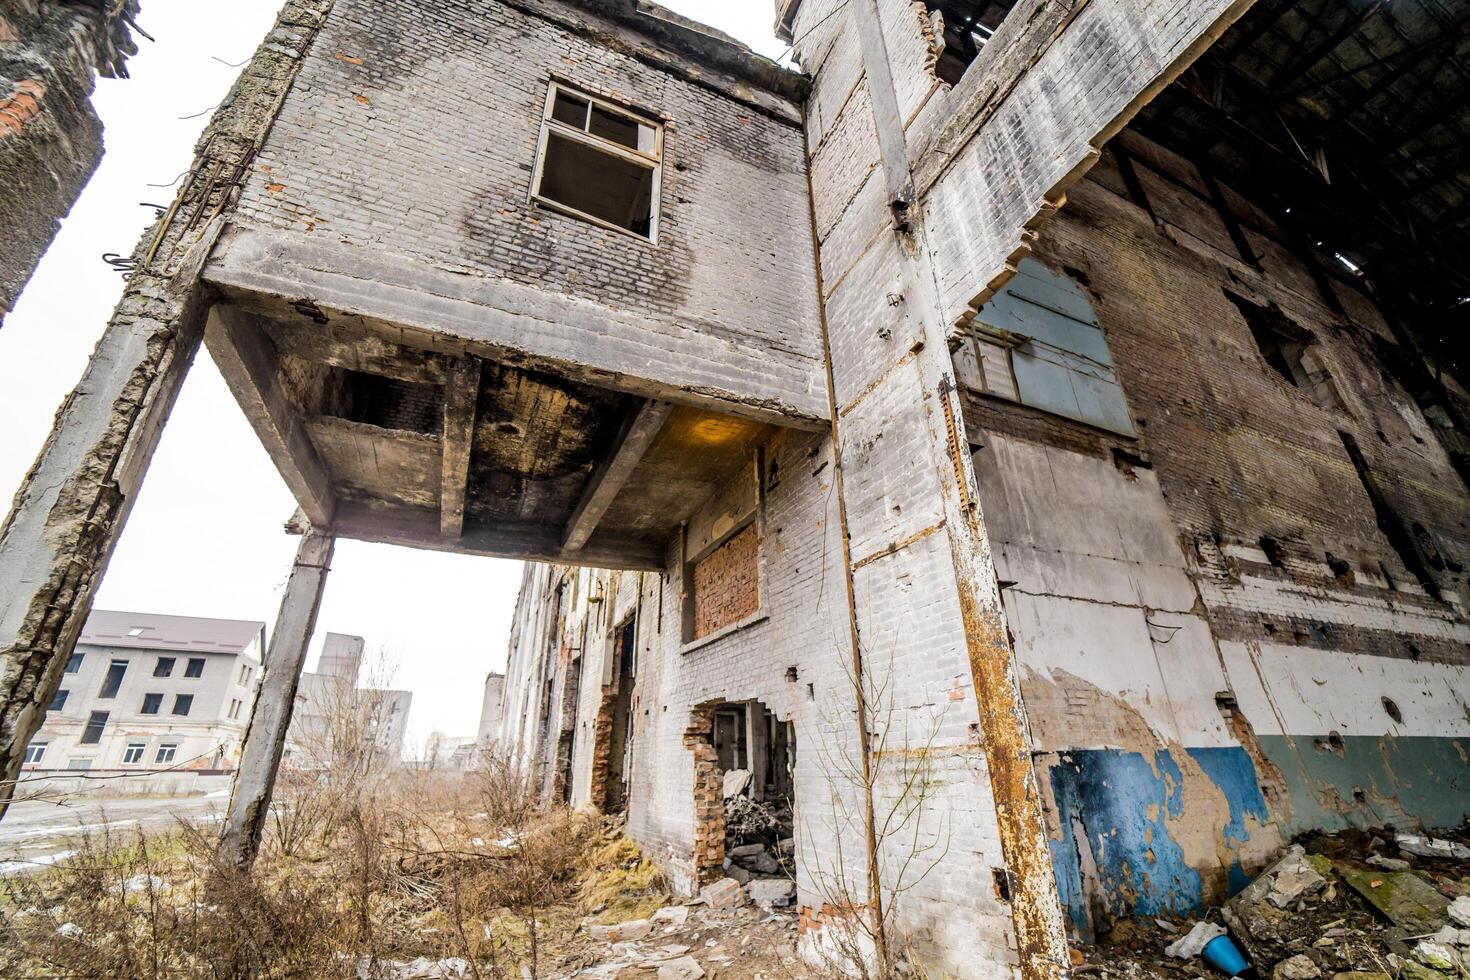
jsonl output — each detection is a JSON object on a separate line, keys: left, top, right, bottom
{"left": 1086, "top": 827, "right": 1470, "bottom": 980}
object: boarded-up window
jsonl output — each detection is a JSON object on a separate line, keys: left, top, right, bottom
{"left": 692, "top": 523, "right": 760, "bottom": 639}
{"left": 956, "top": 258, "right": 1135, "bottom": 436}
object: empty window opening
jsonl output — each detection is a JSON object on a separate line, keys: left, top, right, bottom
{"left": 1226, "top": 293, "right": 1344, "bottom": 411}
{"left": 81, "top": 711, "right": 109, "bottom": 745}
{"left": 141, "top": 692, "right": 163, "bottom": 715}
{"left": 956, "top": 258, "right": 1136, "bottom": 436}
{"left": 65, "top": 653, "right": 83, "bottom": 673}
{"left": 154, "top": 656, "right": 175, "bottom": 677}
{"left": 689, "top": 522, "right": 761, "bottom": 641}
{"left": 592, "top": 618, "right": 637, "bottom": 814}
{"left": 184, "top": 657, "right": 205, "bottom": 678}
{"left": 49, "top": 689, "right": 68, "bottom": 711}
{"left": 923, "top": 0, "right": 1019, "bottom": 85}
{"left": 97, "top": 659, "right": 128, "bottom": 698}
{"left": 172, "top": 694, "right": 194, "bottom": 716}
{"left": 122, "top": 742, "right": 146, "bottom": 765}
{"left": 533, "top": 83, "right": 662, "bottom": 240}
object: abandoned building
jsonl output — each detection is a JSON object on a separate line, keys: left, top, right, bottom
{"left": 0, "top": 0, "right": 1467, "bottom": 976}
{"left": 0, "top": 0, "right": 140, "bottom": 324}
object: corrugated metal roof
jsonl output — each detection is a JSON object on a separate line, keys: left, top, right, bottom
{"left": 78, "top": 609, "right": 265, "bottom": 655}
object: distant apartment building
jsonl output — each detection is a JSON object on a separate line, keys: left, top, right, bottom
{"left": 284, "top": 633, "right": 412, "bottom": 768}
{"left": 23, "top": 610, "right": 264, "bottom": 777}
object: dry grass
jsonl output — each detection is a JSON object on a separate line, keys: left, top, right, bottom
{"left": 0, "top": 760, "right": 667, "bottom": 980}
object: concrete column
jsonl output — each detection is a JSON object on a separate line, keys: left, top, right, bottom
{"left": 0, "top": 275, "right": 212, "bottom": 819}
{"left": 218, "top": 527, "right": 335, "bottom": 870}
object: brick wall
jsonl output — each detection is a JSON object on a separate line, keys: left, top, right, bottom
{"left": 220, "top": 0, "right": 824, "bottom": 421}
{"left": 0, "top": 1, "right": 135, "bottom": 320}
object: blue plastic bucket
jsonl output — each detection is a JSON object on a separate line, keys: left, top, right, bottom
{"left": 1201, "top": 935, "right": 1249, "bottom": 977}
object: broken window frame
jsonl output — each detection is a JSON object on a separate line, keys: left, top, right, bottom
{"left": 955, "top": 259, "right": 1137, "bottom": 437}
{"left": 530, "top": 81, "right": 664, "bottom": 244}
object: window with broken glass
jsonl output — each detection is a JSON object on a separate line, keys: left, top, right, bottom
{"left": 954, "top": 258, "right": 1136, "bottom": 436}
{"left": 532, "top": 82, "right": 663, "bottom": 241}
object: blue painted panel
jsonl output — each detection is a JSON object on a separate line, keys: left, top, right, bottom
{"left": 1006, "top": 258, "right": 1102, "bottom": 326}
{"left": 1047, "top": 746, "right": 1271, "bottom": 937}
{"left": 974, "top": 258, "right": 1134, "bottom": 436}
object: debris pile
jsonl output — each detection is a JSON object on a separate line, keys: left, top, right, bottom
{"left": 1076, "top": 827, "right": 1470, "bottom": 980}
{"left": 571, "top": 899, "right": 804, "bottom": 978}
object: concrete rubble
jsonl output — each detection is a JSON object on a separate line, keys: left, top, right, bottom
{"left": 576, "top": 892, "right": 801, "bottom": 979}
{"left": 1075, "top": 826, "right": 1470, "bottom": 980}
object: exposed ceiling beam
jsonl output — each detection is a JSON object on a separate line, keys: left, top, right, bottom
{"left": 204, "top": 306, "right": 336, "bottom": 527}
{"left": 439, "top": 357, "right": 480, "bottom": 541}
{"left": 562, "top": 399, "right": 673, "bottom": 552}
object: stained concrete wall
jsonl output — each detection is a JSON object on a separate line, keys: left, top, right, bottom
{"left": 0, "top": 0, "right": 135, "bottom": 322}
{"left": 962, "top": 130, "right": 1470, "bottom": 937}
{"left": 206, "top": 0, "right": 824, "bottom": 425}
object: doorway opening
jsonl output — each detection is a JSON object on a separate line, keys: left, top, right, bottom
{"left": 592, "top": 617, "right": 637, "bottom": 813}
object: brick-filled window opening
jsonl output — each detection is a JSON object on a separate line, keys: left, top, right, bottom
{"left": 923, "top": 0, "right": 1019, "bottom": 85}
{"left": 532, "top": 82, "right": 663, "bottom": 240}
{"left": 1227, "top": 293, "right": 1345, "bottom": 412}
{"left": 955, "top": 258, "right": 1136, "bottom": 437}
{"left": 690, "top": 522, "right": 761, "bottom": 641}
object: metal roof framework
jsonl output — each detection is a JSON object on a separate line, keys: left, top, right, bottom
{"left": 1134, "top": 0, "right": 1469, "bottom": 381}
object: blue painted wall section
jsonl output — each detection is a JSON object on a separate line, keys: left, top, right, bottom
{"left": 1047, "top": 746, "right": 1271, "bottom": 937}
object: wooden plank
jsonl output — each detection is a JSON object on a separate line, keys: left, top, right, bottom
{"left": 205, "top": 306, "right": 336, "bottom": 525}
{"left": 440, "top": 357, "right": 480, "bottom": 540}
{"left": 562, "top": 399, "right": 673, "bottom": 552}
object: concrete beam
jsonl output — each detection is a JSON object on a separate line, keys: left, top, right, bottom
{"left": 218, "top": 527, "right": 335, "bottom": 870}
{"left": 205, "top": 229, "right": 830, "bottom": 431}
{"left": 563, "top": 399, "right": 673, "bottom": 551}
{"left": 439, "top": 358, "right": 481, "bottom": 541}
{"left": 332, "top": 502, "right": 666, "bottom": 571}
{"left": 205, "top": 307, "right": 337, "bottom": 527}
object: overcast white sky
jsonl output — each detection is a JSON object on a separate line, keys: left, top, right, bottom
{"left": 0, "top": 1, "right": 784, "bottom": 755}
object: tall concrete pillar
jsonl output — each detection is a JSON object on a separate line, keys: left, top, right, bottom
{"left": 0, "top": 272, "right": 213, "bottom": 819}
{"left": 0, "top": 0, "right": 336, "bottom": 820}
{"left": 218, "top": 527, "right": 335, "bottom": 870}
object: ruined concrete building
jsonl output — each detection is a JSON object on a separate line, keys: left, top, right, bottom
{"left": 0, "top": 0, "right": 1467, "bottom": 976}
{"left": 0, "top": 0, "right": 139, "bottom": 323}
